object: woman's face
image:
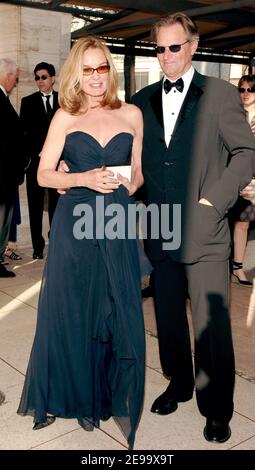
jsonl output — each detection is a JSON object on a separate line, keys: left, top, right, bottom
{"left": 81, "top": 47, "right": 109, "bottom": 99}
{"left": 239, "top": 80, "right": 255, "bottom": 109}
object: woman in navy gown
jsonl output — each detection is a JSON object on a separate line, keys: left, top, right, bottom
{"left": 17, "top": 36, "right": 145, "bottom": 449}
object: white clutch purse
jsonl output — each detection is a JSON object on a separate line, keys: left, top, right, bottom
{"left": 106, "top": 165, "right": 131, "bottom": 182}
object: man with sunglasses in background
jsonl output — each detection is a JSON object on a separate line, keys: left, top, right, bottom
{"left": 20, "top": 62, "right": 59, "bottom": 259}
{"left": 132, "top": 12, "right": 255, "bottom": 443}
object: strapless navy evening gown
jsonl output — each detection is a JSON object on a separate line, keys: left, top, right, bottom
{"left": 17, "top": 132, "right": 145, "bottom": 449}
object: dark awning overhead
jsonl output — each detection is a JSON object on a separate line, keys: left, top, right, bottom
{"left": 5, "top": 1, "right": 255, "bottom": 64}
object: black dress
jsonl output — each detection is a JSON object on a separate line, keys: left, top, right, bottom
{"left": 17, "top": 131, "right": 145, "bottom": 449}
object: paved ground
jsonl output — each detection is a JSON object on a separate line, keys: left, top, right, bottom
{"left": 0, "top": 183, "right": 255, "bottom": 453}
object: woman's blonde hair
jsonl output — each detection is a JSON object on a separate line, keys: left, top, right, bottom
{"left": 59, "top": 36, "right": 121, "bottom": 114}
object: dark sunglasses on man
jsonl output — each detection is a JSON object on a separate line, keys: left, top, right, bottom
{"left": 155, "top": 40, "right": 190, "bottom": 54}
{"left": 35, "top": 74, "right": 51, "bottom": 81}
{"left": 238, "top": 87, "right": 255, "bottom": 93}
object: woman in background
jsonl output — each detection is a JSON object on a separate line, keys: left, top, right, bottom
{"left": 231, "top": 74, "right": 255, "bottom": 286}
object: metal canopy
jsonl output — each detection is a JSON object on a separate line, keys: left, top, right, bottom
{"left": 5, "top": 0, "right": 255, "bottom": 65}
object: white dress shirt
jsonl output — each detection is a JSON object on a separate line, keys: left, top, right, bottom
{"left": 162, "top": 66, "right": 194, "bottom": 147}
{"left": 40, "top": 92, "right": 54, "bottom": 112}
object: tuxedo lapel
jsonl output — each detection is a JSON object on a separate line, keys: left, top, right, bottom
{"left": 0, "top": 88, "right": 11, "bottom": 109}
{"left": 0, "top": 88, "right": 7, "bottom": 101}
{"left": 35, "top": 91, "right": 48, "bottom": 121}
{"left": 0, "top": 88, "right": 19, "bottom": 118}
{"left": 35, "top": 91, "right": 59, "bottom": 119}
{"left": 149, "top": 81, "right": 165, "bottom": 141}
{"left": 53, "top": 91, "right": 59, "bottom": 112}
{"left": 172, "top": 73, "right": 204, "bottom": 137}
{"left": 149, "top": 75, "right": 204, "bottom": 146}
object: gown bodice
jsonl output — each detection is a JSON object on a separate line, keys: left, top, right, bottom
{"left": 62, "top": 131, "right": 133, "bottom": 173}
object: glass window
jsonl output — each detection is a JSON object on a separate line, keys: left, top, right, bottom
{"left": 118, "top": 72, "right": 125, "bottom": 92}
{"left": 135, "top": 71, "right": 149, "bottom": 91}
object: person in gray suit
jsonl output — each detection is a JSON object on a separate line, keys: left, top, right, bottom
{"left": 132, "top": 12, "right": 255, "bottom": 443}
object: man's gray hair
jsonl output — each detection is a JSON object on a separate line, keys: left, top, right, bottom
{"left": 0, "top": 58, "right": 18, "bottom": 77}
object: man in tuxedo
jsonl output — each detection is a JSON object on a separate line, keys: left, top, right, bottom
{"left": 132, "top": 12, "right": 255, "bottom": 443}
{"left": 20, "top": 62, "right": 59, "bottom": 259}
{"left": 0, "top": 58, "right": 25, "bottom": 278}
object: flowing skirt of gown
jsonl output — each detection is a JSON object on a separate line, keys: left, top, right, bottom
{"left": 17, "top": 132, "right": 146, "bottom": 449}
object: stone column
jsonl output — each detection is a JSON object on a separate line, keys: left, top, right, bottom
{"left": 0, "top": 3, "right": 72, "bottom": 111}
{"left": 124, "top": 50, "right": 136, "bottom": 103}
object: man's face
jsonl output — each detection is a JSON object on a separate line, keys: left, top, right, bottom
{"left": 239, "top": 80, "right": 255, "bottom": 110}
{"left": 34, "top": 69, "right": 55, "bottom": 94}
{"left": 156, "top": 23, "right": 198, "bottom": 81}
{"left": 5, "top": 70, "right": 19, "bottom": 94}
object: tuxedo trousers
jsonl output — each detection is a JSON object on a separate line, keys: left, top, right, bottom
{"left": 0, "top": 201, "right": 14, "bottom": 259}
{"left": 151, "top": 256, "right": 235, "bottom": 422}
{"left": 26, "top": 164, "right": 59, "bottom": 252}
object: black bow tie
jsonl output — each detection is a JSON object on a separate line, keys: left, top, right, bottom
{"left": 164, "top": 77, "right": 184, "bottom": 94}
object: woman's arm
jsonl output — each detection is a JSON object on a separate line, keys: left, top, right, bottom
{"left": 118, "top": 105, "right": 144, "bottom": 196}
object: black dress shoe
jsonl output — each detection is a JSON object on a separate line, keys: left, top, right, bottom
{"left": 203, "top": 419, "right": 231, "bottom": 443}
{"left": 101, "top": 413, "right": 112, "bottom": 421}
{"left": 33, "top": 251, "right": 44, "bottom": 259}
{"left": 33, "top": 415, "right": 56, "bottom": 430}
{"left": 151, "top": 391, "right": 178, "bottom": 415}
{"left": 0, "top": 264, "right": 16, "bottom": 277}
{"left": 78, "top": 417, "right": 94, "bottom": 431}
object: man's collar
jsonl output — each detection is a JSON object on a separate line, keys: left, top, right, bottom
{"left": 40, "top": 91, "right": 53, "bottom": 97}
{"left": 163, "top": 65, "right": 194, "bottom": 88}
{"left": 0, "top": 84, "right": 7, "bottom": 97}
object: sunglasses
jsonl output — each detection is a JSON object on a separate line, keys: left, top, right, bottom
{"left": 35, "top": 74, "right": 50, "bottom": 81}
{"left": 238, "top": 87, "right": 255, "bottom": 93}
{"left": 83, "top": 65, "right": 110, "bottom": 76}
{"left": 155, "top": 40, "right": 190, "bottom": 54}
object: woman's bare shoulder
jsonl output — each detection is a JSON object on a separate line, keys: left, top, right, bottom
{"left": 52, "top": 108, "right": 77, "bottom": 133}
{"left": 54, "top": 107, "right": 73, "bottom": 122}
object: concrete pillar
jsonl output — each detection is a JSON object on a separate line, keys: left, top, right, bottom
{"left": 124, "top": 51, "right": 136, "bottom": 103}
{"left": 0, "top": 3, "right": 72, "bottom": 111}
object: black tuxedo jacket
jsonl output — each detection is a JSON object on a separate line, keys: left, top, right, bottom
{"left": 132, "top": 71, "right": 255, "bottom": 263}
{"left": 0, "top": 89, "right": 25, "bottom": 203}
{"left": 20, "top": 90, "right": 59, "bottom": 170}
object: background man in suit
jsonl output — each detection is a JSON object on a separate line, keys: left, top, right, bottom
{"left": 132, "top": 12, "right": 255, "bottom": 443}
{"left": 0, "top": 58, "right": 25, "bottom": 278}
{"left": 20, "top": 62, "right": 59, "bottom": 259}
